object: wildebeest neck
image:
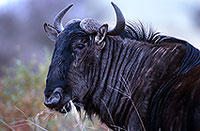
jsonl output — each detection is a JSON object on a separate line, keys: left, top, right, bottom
{"left": 83, "top": 37, "right": 186, "bottom": 130}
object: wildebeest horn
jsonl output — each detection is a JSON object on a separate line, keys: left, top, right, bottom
{"left": 107, "top": 2, "right": 125, "bottom": 35}
{"left": 54, "top": 4, "right": 73, "bottom": 33}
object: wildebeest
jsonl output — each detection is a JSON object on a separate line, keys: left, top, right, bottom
{"left": 43, "top": 2, "right": 200, "bottom": 131}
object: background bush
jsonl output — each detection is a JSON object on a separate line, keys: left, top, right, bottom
{"left": 0, "top": 57, "right": 109, "bottom": 131}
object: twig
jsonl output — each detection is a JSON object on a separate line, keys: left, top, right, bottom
{"left": 120, "top": 75, "right": 131, "bottom": 94}
{"left": 10, "top": 122, "right": 28, "bottom": 128}
{"left": 0, "top": 118, "right": 15, "bottom": 131}
{"left": 35, "top": 109, "right": 54, "bottom": 131}
{"left": 108, "top": 85, "right": 129, "bottom": 97}
{"left": 100, "top": 99, "right": 116, "bottom": 129}
{"left": 107, "top": 76, "right": 146, "bottom": 131}
{"left": 27, "top": 120, "right": 48, "bottom": 131}
{"left": 14, "top": 106, "right": 48, "bottom": 131}
{"left": 41, "top": 110, "right": 55, "bottom": 121}
{"left": 121, "top": 76, "right": 146, "bottom": 131}
{"left": 14, "top": 106, "right": 28, "bottom": 119}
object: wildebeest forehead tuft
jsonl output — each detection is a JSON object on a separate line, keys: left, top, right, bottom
{"left": 80, "top": 18, "right": 104, "bottom": 34}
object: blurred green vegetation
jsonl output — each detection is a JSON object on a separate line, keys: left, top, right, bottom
{"left": 0, "top": 57, "right": 109, "bottom": 131}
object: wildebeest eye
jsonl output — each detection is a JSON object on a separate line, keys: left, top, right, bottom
{"left": 76, "top": 44, "right": 85, "bottom": 49}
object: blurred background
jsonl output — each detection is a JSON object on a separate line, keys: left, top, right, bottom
{"left": 0, "top": 0, "right": 200, "bottom": 130}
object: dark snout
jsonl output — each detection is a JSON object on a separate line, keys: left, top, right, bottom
{"left": 44, "top": 87, "right": 63, "bottom": 108}
{"left": 44, "top": 87, "right": 72, "bottom": 113}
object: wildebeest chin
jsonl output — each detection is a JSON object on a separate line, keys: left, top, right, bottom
{"left": 43, "top": 2, "right": 200, "bottom": 131}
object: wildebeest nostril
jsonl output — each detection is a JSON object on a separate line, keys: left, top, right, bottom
{"left": 44, "top": 92, "right": 61, "bottom": 108}
{"left": 44, "top": 87, "right": 64, "bottom": 108}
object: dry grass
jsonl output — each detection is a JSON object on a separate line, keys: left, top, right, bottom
{"left": 0, "top": 58, "right": 109, "bottom": 131}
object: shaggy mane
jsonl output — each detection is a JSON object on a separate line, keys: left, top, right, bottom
{"left": 121, "top": 22, "right": 167, "bottom": 44}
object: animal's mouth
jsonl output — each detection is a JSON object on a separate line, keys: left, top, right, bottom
{"left": 44, "top": 87, "right": 72, "bottom": 113}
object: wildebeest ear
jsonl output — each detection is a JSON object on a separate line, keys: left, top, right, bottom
{"left": 43, "top": 23, "right": 58, "bottom": 42}
{"left": 95, "top": 24, "right": 108, "bottom": 49}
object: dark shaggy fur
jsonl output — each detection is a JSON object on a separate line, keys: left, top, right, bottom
{"left": 44, "top": 21, "right": 200, "bottom": 131}
{"left": 121, "top": 22, "right": 161, "bottom": 43}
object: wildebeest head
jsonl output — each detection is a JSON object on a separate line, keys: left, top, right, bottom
{"left": 43, "top": 2, "right": 125, "bottom": 113}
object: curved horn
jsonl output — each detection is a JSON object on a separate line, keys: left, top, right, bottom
{"left": 54, "top": 4, "right": 73, "bottom": 33}
{"left": 107, "top": 2, "right": 125, "bottom": 35}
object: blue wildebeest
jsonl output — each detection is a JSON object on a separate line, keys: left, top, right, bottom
{"left": 43, "top": 2, "right": 200, "bottom": 131}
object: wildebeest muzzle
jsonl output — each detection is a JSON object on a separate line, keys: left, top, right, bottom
{"left": 44, "top": 87, "right": 71, "bottom": 113}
